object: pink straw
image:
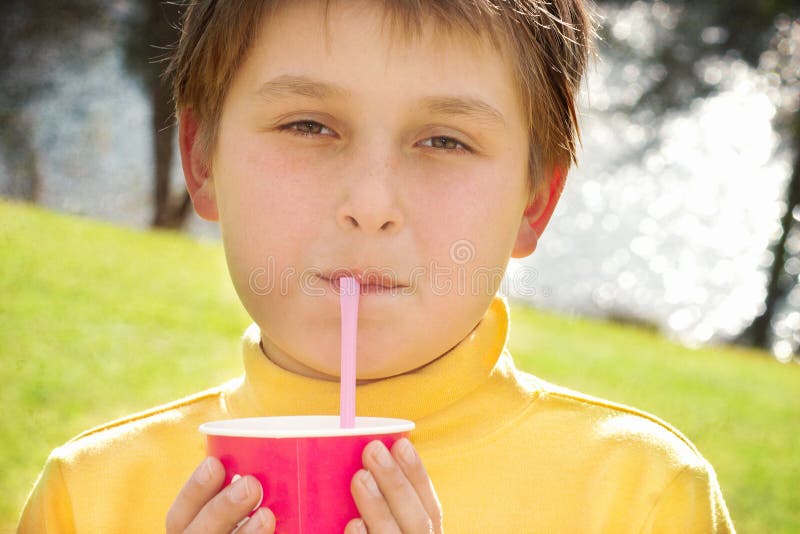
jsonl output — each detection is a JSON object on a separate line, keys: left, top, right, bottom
{"left": 339, "top": 276, "right": 360, "bottom": 428}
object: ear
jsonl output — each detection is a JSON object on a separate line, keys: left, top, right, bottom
{"left": 511, "top": 167, "right": 567, "bottom": 258}
{"left": 179, "top": 108, "right": 219, "bottom": 221}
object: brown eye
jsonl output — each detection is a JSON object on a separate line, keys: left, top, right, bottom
{"left": 432, "top": 137, "right": 458, "bottom": 150}
{"left": 279, "top": 120, "right": 334, "bottom": 137}
{"left": 295, "top": 121, "right": 323, "bottom": 134}
{"left": 421, "top": 135, "right": 472, "bottom": 154}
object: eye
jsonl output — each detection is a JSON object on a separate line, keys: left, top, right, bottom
{"left": 278, "top": 121, "right": 473, "bottom": 154}
{"left": 418, "top": 136, "right": 473, "bottom": 154}
{"left": 278, "top": 120, "right": 336, "bottom": 137}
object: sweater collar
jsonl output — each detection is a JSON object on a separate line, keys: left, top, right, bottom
{"left": 225, "top": 295, "right": 511, "bottom": 421}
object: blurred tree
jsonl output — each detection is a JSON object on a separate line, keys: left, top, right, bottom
{"left": 122, "top": 1, "right": 188, "bottom": 229}
{"left": 1, "top": 1, "right": 189, "bottom": 228}
{"left": 0, "top": 0, "right": 111, "bottom": 201}
{"left": 597, "top": 0, "right": 800, "bottom": 354}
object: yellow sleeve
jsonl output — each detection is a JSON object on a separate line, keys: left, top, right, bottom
{"left": 17, "top": 452, "right": 76, "bottom": 534}
{"left": 640, "top": 461, "right": 735, "bottom": 533}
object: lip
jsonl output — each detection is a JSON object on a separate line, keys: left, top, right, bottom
{"left": 320, "top": 269, "right": 407, "bottom": 295}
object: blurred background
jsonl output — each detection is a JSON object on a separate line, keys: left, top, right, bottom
{"left": 2, "top": 0, "right": 798, "bottom": 361}
{"left": 1, "top": 1, "right": 799, "bottom": 532}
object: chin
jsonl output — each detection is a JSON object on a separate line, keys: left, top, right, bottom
{"left": 313, "top": 348, "right": 411, "bottom": 380}
{"left": 356, "top": 359, "right": 412, "bottom": 380}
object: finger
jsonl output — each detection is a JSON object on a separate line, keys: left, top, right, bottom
{"left": 362, "top": 440, "right": 433, "bottom": 533}
{"left": 235, "top": 507, "right": 276, "bottom": 534}
{"left": 185, "top": 474, "right": 264, "bottom": 534}
{"left": 350, "top": 469, "right": 401, "bottom": 534}
{"left": 166, "top": 456, "right": 225, "bottom": 533}
{"left": 391, "top": 438, "right": 443, "bottom": 532}
{"left": 344, "top": 517, "right": 367, "bottom": 534}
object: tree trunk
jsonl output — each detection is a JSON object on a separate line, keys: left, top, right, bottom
{"left": 735, "top": 129, "right": 800, "bottom": 351}
{"left": 0, "top": 111, "right": 42, "bottom": 202}
{"left": 149, "top": 72, "right": 191, "bottom": 230}
{"left": 145, "top": 0, "right": 186, "bottom": 230}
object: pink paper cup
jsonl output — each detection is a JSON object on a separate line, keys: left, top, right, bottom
{"left": 199, "top": 416, "right": 415, "bottom": 533}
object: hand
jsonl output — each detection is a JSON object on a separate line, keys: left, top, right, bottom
{"left": 346, "top": 438, "right": 443, "bottom": 533}
{"left": 166, "top": 456, "right": 275, "bottom": 534}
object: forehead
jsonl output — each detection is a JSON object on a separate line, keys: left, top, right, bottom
{"left": 263, "top": 0, "right": 511, "bottom": 61}
{"left": 232, "top": 0, "right": 525, "bottom": 131}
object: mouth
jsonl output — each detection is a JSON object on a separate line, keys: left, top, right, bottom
{"left": 320, "top": 269, "right": 408, "bottom": 295}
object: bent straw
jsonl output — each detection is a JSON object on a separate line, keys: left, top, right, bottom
{"left": 339, "top": 276, "right": 360, "bottom": 428}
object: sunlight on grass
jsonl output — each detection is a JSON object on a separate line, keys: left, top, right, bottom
{"left": 0, "top": 200, "right": 249, "bottom": 530}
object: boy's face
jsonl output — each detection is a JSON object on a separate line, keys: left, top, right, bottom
{"left": 200, "top": 0, "right": 535, "bottom": 379}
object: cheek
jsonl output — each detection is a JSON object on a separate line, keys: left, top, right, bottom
{"left": 217, "top": 139, "right": 321, "bottom": 214}
{"left": 214, "top": 139, "right": 328, "bottom": 289}
{"left": 217, "top": 134, "right": 339, "bottom": 238}
{"left": 414, "top": 165, "right": 520, "bottom": 265}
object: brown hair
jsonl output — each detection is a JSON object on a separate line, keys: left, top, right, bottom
{"left": 167, "top": 0, "right": 595, "bottom": 200}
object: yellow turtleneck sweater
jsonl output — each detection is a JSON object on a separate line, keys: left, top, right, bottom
{"left": 18, "top": 296, "right": 735, "bottom": 533}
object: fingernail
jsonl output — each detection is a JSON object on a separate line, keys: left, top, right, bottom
{"left": 398, "top": 438, "right": 416, "bottom": 464}
{"left": 252, "top": 479, "right": 264, "bottom": 511}
{"left": 194, "top": 458, "right": 213, "bottom": 484}
{"left": 353, "top": 518, "right": 367, "bottom": 534}
{"left": 250, "top": 510, "right": 265, "bottom": 528}
{"left": 250, "top": 508, "right": 271, "bottom": 528}
{"left": 361, "top": 470, "right": 381, "bottom": 497}
{"left": 229, "top": 476, "right": 252, "bottom": 502}
{"left": 371, "top": 441, "right": 393, "bottom": 468}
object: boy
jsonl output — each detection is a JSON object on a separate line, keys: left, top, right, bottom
{"left": 19, "top": 0, "right": 736, "bottom": 532}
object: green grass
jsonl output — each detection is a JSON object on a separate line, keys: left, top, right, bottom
{"left": 0, "top": 199, "right": 250, "bottom": 533}
{"left": 2, "top": 199, "right": 799, "bottom": 533}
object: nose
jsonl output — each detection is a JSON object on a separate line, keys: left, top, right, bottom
{"left": 336, "top": 148, "right": 405, "bottom": 235}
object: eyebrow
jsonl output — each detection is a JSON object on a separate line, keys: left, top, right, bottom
{"left": 256, "top": 74, "right": 506, "bottom": 127}
{"left": 257, "top": 74, "right": 350, "bottom": 101}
